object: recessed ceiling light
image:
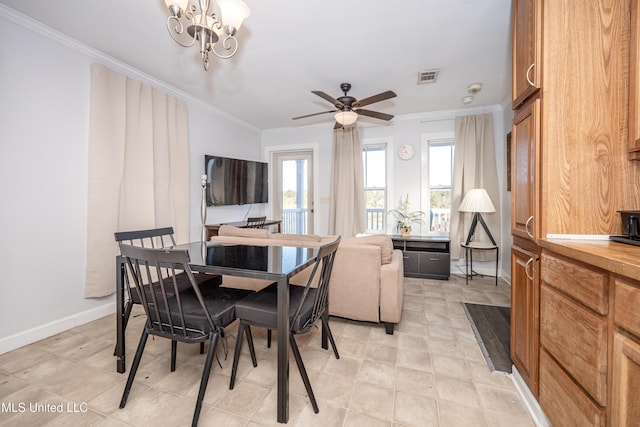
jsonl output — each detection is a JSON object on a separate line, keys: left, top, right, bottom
{"left": 467, "top": 83, "right": 483, "bottom": 94}
{"left": 462, "top": 95, "right": 474, "bottom": 105}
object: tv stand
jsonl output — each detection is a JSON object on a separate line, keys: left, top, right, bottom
{"left": 205, "top": 219, "right": 282, "bottom": 240}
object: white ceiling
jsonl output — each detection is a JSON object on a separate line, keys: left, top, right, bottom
{"left": 0, "top": 0, "right": 513, "bottom": 130}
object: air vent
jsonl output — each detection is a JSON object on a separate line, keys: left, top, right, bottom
{"left": 417, "top": 69, "right": 439, "bottom": 84}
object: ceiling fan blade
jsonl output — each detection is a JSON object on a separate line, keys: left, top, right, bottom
{"left": 333, "top": 121, "right": 343, "bottom": 130}
{"left": 356, "top": 109, "right": 394, "bottom": 121}
{"left": 292, "top": 110, "right": 337, "bottom": 120}
{"left": 312, "top": 90, "right": 344, "bottom": 108}
{"left": 352, "top": 90, "right": 397, "bottom": 108}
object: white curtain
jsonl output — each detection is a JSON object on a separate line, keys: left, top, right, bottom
{"left": 85, "top": 64, "right": 190, "bottom": 298}
{"left": 450, "top": 113, "right": 500, "bottom": 259}
{"left": 328, "top": 127, "right": 365, "bottom": 236}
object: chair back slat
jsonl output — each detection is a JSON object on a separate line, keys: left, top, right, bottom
{"left": 291, "top": 236, "right": 341, "bottom": 332}
{"left": 246, "top": 216, "right": 267, "bottom": 228}
{"left": 114, "top": 227, "right": 177, "bottom": 249}
{"left": 120, "top": 244, "right": 216, "bottom": 341}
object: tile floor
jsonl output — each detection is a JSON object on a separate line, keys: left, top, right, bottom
{"left": 0, "top": 273, "right": 536, "bottom": 426}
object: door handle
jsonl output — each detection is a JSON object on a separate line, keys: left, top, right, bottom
{"left": 525, "top": 258, "right": 534, "bottom": 281}
{"left": 526, "top": 63, "right": 536, "bottom": 87}
{"left": 525, "top": 216, "right": 534, "bottom": 239}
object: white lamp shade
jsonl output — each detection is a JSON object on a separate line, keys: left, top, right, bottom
{"left": 218, "top": 0, "right": 250, "bottom": 31}
{"left": 459, "top": 188, "right": 495, "bottom": 213}
{"left": 165, "top": 0, "right": 189, "bottom": 12}
{"left": 335, "top": 110, "right": 358, "bottom": 126}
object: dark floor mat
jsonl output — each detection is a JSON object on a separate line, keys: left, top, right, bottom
{"left": 462, "top": 302, "right": 512, "bottom": 373}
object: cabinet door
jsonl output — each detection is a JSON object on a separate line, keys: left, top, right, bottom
{"left": 512, "top": 98, "right": 540, "bottom": 241}
{"left": 611, "top": 332, "right": 640, "bottom": 427}
{"left": 512, "top": 0, "right": 541, "bottom": 107}
{"left": 510, "top": 244, "right": 540, "bottom": 395}
{"left": 630, "top": 0, "right": 640, "bottom": 159}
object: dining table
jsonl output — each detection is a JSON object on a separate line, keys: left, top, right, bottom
{"left": 115, "top": 240, "right": 320, "bottom": 424}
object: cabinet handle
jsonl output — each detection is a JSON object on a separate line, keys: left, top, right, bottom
{"left": 525, "top": 216, "right": 534, "bottom": 239}
{"left": 526, "top": 63, "right": 536, "bottom": 87}
{"left": 525, "top": 258, "right": 534, "bottom": 281}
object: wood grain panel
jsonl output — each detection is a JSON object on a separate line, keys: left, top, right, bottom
{"left": 540, "top": 349, "right": 605, "bottom": 427}
{"left": 541, "top": 0, "right": 640, "bottom": 236}
{"left": 540, "top": 284, "right": 608, "bottom": 405}
{"left": 611, "top": 332, "right": 640, "bottom": 427}
{"left": 540, "top": 252, "right": 608, "bottom": 314}
{"left": 614, "top": 278, "right": 640, "bottom": 337}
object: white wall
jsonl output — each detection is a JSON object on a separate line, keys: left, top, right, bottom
{"left": 262, "top": 105, "right": 508, "bottom": 276}
{"left": 0, "top": 12, "right": 261, "bottom": 353}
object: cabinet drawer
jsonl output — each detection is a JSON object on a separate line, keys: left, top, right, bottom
{"left": 403, "top": 251, "right": 420, "bottom": 274}
{"left": 540, "top": 284, "right": 608, "bottom": 405}
{"left": 541, "top": 252, "right": 608, "bottom": 315}
{"left": 615, "top": 278, "right": 640, "bottom": 337}
{"left": 540, "top": 349, "right": 606, "bottom": 427}
{"left": 419, "top": 252, "right": 450, "bottom": 277}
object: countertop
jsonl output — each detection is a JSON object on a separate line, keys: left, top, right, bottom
{"left": 538, "top": 238, "right": 640, "bottom": 280}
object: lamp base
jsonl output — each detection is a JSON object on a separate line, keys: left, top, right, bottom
{"left": 464, "top": 212, "right": 497, "bottom": 246}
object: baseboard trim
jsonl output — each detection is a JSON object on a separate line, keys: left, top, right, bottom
{"left": 511, "top": 365, "right": 552, "bottom": 427}
{"left": 0, "top": 303, "right": 115, "bottom": 355}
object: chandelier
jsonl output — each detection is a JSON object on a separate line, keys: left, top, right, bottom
{"left": 164, "top": 0, "right": 250, "bottom": 70}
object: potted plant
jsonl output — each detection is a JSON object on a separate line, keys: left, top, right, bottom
{"left": 389, "top": 194, "right": 424, "bottom": 237}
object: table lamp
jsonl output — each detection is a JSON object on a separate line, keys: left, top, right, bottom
{"left": 459, "top": 188, "right": 497, "bottom": 245}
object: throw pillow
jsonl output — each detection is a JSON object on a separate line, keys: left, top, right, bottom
{"left": 354, "top": 234, "right": 394, "bottom": 264}
{"left": 269, "top": 233, "right": 322, "bottom": 242}
{"left": 218, "top": 225, "right": 270, "bottom": 239}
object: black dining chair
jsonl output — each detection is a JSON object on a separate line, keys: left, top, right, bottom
{"left": 246, "top": 216, "right": 267, "bottom": 228}
{"left": 114, "top": 227, "right": 222, "bottom": 365}
{"left": 118, "top": 244, "right": 253, "bottom": 427}
{"left": 229, "top": 236, "right": 342, "bottom": 413}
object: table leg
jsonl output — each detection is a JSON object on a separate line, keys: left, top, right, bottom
{"left": 276, "top": 277, "right": 290, "bottom": 423}
{"left": 116, "top": 256, "right": 126, "bottom": 374}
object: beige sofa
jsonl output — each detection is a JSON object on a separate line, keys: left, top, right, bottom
{"left": 211, "top": 225, "right": 404, "bottom": 334}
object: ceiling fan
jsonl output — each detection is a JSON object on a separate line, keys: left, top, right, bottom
{"left": 292, "top": 83, "right": 397, "bottom": 129}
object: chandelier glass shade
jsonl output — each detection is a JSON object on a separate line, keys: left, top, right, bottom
{"left": 164, "top": 0, "right": 250, "bottom": 70}
{"left": 334, "top": 110, "right": 359, "bottom": 126}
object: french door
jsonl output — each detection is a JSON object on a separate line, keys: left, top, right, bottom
{"left": 271, "top": 151, "right": 314, "bottom": 234}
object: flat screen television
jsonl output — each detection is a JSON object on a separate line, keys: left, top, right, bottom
{"left": 204, "top": 155, "right": 268, "bottom": 206}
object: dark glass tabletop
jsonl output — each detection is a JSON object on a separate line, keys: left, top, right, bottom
{"left": 172, "top": 241, "right": 319, "bottom": 276}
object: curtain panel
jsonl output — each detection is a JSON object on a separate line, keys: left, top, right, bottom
{"left": 328, "top": 127, "right": 365, "bottom": 236}
{"left": 85, "top": 64, "right": 189, "bottom": 298}
{"left": 450, "top": 113, "right": 500, "bottom": 259}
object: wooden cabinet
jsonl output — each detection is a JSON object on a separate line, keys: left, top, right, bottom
{"left": 512, "top": 0, "right": 541, "bottom": 108}
{"left": 611, "top": 332, "right": 640, "bottom": 427}
{"left": 511, "top": 98, "right": 540, "bottom": 241}
{"left": 510, "top": 241, "right": 539, "bottom": 395}
{"left": 630, "top": 0, "right": 640, "bottom": 159}
{"left": 509, "top": 0, "right": 640, "bottom": 403}
{"left": 611, "top": 278, "right": 640, "bottom": 426}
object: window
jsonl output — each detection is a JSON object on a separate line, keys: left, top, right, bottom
{"left": 362, "top": 144, "right": 386, "bottom": 231}
{"left": 425, "top": 139, "right": 454, "bottom": 233}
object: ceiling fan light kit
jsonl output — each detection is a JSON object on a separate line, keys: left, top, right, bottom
{"left": 293, "top": 82, "right": 397, "bottom": 128}
{"left": 335, "top": 111, "right": 358, "bottom": 126}
{"left": 164, "top": 0, "right": 250, "bottom": 70}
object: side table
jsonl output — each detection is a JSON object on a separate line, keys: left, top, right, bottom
{"left": 460, "top": 241, "right": 499, "bottom": 286}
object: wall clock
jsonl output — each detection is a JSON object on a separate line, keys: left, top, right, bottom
{"left": 398, "top": 144, "right": 415, "bottom": 160}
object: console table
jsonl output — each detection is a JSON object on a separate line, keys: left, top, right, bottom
{"left": 391, "top": 235, "right": 450, "bottom": 280}
{"left": 205, "top": 219, "right": 282, "bottom": 240}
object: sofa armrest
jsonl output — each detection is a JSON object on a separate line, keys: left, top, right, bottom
{"left": 379, "top": 249, "right": 404, "bottom": 324}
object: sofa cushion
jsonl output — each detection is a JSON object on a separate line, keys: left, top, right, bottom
{"left": 269, "top": 233, "right": 322, "bottom": 243}
{"left": 218, "top": 225, "right": 270, "bottom": 239}
{"left": 344, "top": 234, "right": 393, "bottom": 265}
